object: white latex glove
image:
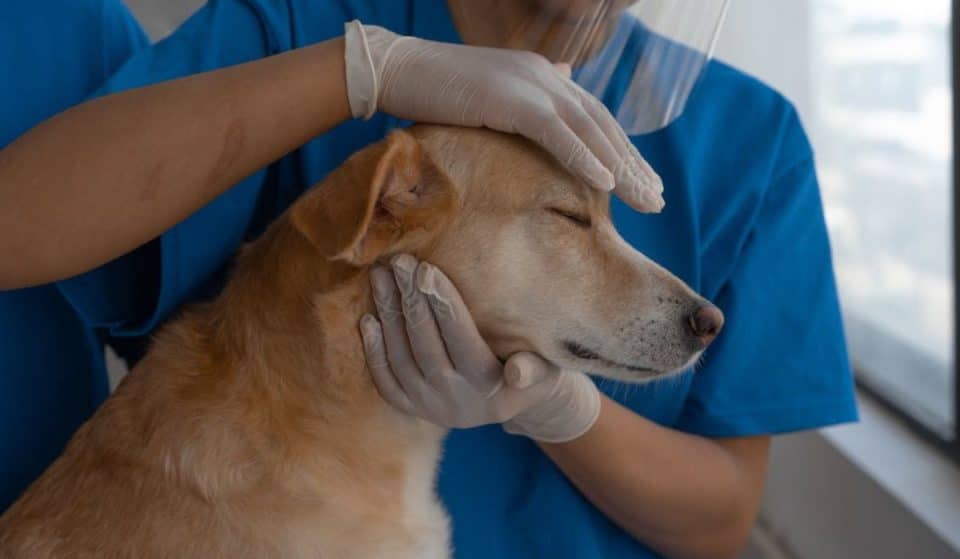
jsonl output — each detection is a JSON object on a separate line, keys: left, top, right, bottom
{"left": 360, "top": 254, "right": 601, "bottom": 444}
{"left": 343, "top": 20, "right": 664, "bottom": 212}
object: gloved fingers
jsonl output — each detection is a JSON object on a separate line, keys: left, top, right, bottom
{"left": 495, "top": 364, "right": 566, "bottom": 420}
{"left": 502, "top": 370, "right": 601, "bottom": 443}
{"left": 576, "top": 88, "right": 665, "bottom": 212}
{"left": 390, "top": 255, "right": 456, "bottom": 383}
{"left": 556, "top": 96, "right": 626, "bottom": 195}
{"left": 370, "top": 265, "right": 432, "bottom": 399}
{"left": 414, "top": 261, "right": 505, "bottom": 397}
{"left": 523, "top": 112, "right": 615, "bottom": 193}
{"left": 360, "top": 314, "right": 417, "bottom": 415}
{"left": 503, "top": 352, "right": 562, "bottom": 389}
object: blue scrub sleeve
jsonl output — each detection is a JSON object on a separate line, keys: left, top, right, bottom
{"left": 58, "top": 1, "right": 280, "bottom": 337}
{"left": 98, "top": 0, "right": 150, "bottom": 73}
{"left": 676, "top": 136, "right": 858, "bottom": 437}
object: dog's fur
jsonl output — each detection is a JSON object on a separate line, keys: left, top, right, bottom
{"left": 0, "top": 126, "right": 714, "bottom": 558}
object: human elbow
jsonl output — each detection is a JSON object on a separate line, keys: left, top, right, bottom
{"left": 676, "top": 528, "right": 753, "bottom": 559}
{"left": 707, "top": 526, "right": 755, "bottom": 559}
{"left": 673, "top": 503, "right": 758, "bottom": 559}
{"left": 0, "top": 271, "right": 23, "bottom": 291}
{"left": 0, "top": 264, "right": 43, "bottom": 291}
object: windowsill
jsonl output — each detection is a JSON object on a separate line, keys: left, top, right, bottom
{"left": 822, "top": 393, "right": 960, "bottom": 552}
{"left": 756, "top": 390, "right": 960, "bottom": 559}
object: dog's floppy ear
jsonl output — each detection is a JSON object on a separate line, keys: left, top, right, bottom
{"left": 291, "top": 129, "right": 456, "bottom": 266}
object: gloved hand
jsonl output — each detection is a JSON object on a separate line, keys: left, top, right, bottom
{"left": 360, "top": 254, "right": 601, "bottom": 443}
{"left": 343, "top": 20, "right": 664, "bottom": 213}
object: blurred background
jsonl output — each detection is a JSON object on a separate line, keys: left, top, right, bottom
{"left": 717, "top": 4, "right": 960, "bottom": 557}
{"left": 121, "top": 1, "right": 960, "bottom": 557}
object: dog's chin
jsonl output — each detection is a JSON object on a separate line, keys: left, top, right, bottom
{"left": 487, "top": 335, "right": 704, "bottom": 384}
{"left": 559, "top": 344, "right": 706, "bottom": 385}
{"left": 586, "top": 366, "right": 663, "bottom": 384}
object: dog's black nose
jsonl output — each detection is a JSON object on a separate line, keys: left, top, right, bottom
{"left": 688, "top": 305, "right": 724, "bottom": 347}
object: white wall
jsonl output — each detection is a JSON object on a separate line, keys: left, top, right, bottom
{"left": 124, "top": 0, "right": 202, "bottom": 40}
{"left": 714, "top": 0, "right": 814, "bottom": 121}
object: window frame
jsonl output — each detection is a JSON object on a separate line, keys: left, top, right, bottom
{"left": 853, "top": 0, "right": 960, "bottom": 463}
{"left": 947, "top": 0, "right": 958, "bottom": 461}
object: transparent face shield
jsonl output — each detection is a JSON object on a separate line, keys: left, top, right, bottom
{"left": 495, "top": 0, "right": 731, "bottom": 134}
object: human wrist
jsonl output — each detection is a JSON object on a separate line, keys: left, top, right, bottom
{"left": 313, "top": 37, "right": 352, "bottom": 126}
{"left": 503, "top": 371, "right": 601, "bottom": 443}
{"left": 344, "top": 20, "right": 405, "bottom": 119}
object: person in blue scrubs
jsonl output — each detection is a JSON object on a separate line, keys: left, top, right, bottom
{"left": 0, "top": 1, "right": 857, "bottom": 557}
{"left": 0, "top": 0, "right": 147, "bottom": 511}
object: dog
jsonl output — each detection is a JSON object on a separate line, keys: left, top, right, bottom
{"left": 0, "top": 125, "right": 722, "bottom": 558}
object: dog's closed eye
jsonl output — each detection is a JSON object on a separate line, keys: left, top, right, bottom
{"left": 548, "top": 208, "right": 592, "bottom": 229}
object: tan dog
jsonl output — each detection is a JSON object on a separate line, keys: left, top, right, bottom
{"left": 0, "top": 126, "right": 721, "bottom": 558}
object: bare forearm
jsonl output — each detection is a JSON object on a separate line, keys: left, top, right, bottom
{"left": 541, "top": 395, "right": 770, "bottom": 559}
{"left": 0, "top": 38, "right": 350, "bottom": 289}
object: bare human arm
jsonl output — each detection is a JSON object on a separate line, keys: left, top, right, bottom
{"left": 541, "top": 396, "right": 770, "bottom": 559}
{"left": 0, "top": 21, "right": 664, "bottom": 290}
{"left": 0, "top": 38, "right": 351, "bottom": 290}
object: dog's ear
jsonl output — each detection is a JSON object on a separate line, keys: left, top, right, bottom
{"left": 291, "top": 129, "right": 456, "bottom": 266}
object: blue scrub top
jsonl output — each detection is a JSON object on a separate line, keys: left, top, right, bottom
{"left": 0, "top": 1, "right": 148, "bottom": 511}
{"left": 27, "top": 0, "right": 857, "bottom": 556}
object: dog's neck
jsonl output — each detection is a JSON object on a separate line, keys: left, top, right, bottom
{"left": 134, "top": 217, "right": 439, "bottom": 512}
{"left": 208, "top": 218, "right": 378, "bottom": 399}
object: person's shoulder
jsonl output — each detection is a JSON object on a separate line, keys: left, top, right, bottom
{"left": 2, "top": 0, "right": 143, "bottom": 74}
{"left": 700, "top": 59, "right": 794, "bottom": 117}
{"left": 698, "top": 59, "right": 811, "bottom": 163}
{"left": 196, "top": 0, "right": 412, "bottom": 51}
{"left": 0, "top": 0, "right": 144, "bottom": 143}
{"left": 10, "top": 0, "right": 144, "bottom": 48}
{"left": 236, "top": 0, "right": 412, "bottom": 26}
{"left": 6, "top": 0, "right": 96, "bottom": 25}
{"left": 658, "top": 59, "right": 817, "bottom": 243}
{"left": 10, "top": 0, "right": 131, "bottom": 22}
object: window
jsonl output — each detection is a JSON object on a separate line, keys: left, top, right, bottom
{"left": 717, "top": 0, "right": 959, "bottom": 452}
{"left": 807, "top": 0, "right": 956, "bottom": 442}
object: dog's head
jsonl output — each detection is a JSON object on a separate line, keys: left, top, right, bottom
{"left": 292, "top": 126, "right": 722, "bottom": 382}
